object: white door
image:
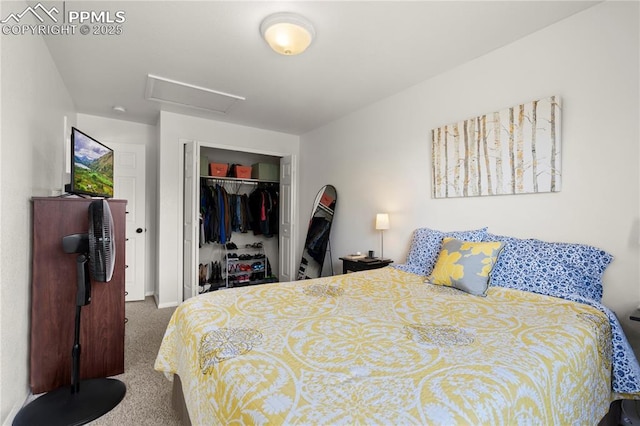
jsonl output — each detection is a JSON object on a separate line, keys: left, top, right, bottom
{"left": 111, "top": 142, "right": 146, "bottom": 301}
{"left": 182, "top": 141, "right": 198, "bottom": 301}
{"left": 279, "top": 155, "right": 296, "bottom": 282}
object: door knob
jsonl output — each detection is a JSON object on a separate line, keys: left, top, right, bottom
{"left": 136, "top": 228, "right": 143, "bottom": 233}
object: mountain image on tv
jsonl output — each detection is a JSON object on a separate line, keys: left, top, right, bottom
{"left": 74, "top": 133, "right": 114, "bottom": 197}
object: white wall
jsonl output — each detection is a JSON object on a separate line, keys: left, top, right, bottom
{"left": 76, "top": 114, "right": 158, "bottom": 297}
{"left": 300, "top": 2, "right": 640, "bottom": 340}
{"left": 0, "top": 10, "right": 76, "bottom": 422}
{"left": 156, "top": 111, "right": 299, "bottom": 307}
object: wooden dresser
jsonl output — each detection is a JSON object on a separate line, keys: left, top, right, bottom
{"left": 30, "top": 197, "right": 126, "bottom": 394}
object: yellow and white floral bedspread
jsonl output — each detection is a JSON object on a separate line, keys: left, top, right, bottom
{"left": 154, "top": 267, "right": 612, "bottom": 425}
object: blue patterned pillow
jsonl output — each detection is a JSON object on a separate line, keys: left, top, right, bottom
{"left": 402, "top": 227, "right": 488, "bottom": 276}
{"left": 483, "top": 233, "right": 613, "bottom": 301}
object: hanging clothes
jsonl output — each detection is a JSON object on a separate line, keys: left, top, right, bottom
{"left": 217, "top": 185, "right": 227, "bottom": 243}
{"left": 240, "top": 194, "right": 251, "bottom": 233}
{"left": 229, "top": 194, "right": 251, "bottom": 233}
{"left": 201, "top": 180, "right": 273, "bottom": 243}
{"left": 200, "top": 183, "right": 218, "bottom": 244}
{"left": 248, "top": 184, "right": 279, "bottom": 238}
{"left": 200, "top": 181, "right": 232, "bottom": 244}
{"left": 266, "top": 185, "right": 279, "bottom": 236}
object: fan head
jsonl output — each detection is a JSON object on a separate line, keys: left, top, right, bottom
{"left": 88, "top": 199, "right": 116, "bottom": 282}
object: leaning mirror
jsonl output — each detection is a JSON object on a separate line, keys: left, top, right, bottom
{"left": 296, "top": 185, "right": 337, "bottom": 280}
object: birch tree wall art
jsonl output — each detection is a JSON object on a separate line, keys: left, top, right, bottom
{"left": 431, "top": 96, "right": 561, "bottom": 198}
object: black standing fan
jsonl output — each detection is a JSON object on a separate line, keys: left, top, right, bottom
{"left": 14, "top": 200, "right": 126, "bottom": 426}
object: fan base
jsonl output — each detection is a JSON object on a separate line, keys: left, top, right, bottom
{"left": 13, "top": 378, "right": 126, "bottom": 426}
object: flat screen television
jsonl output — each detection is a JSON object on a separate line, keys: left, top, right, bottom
{"left": 65, "top": 127, "right": 114, "bottom": 198}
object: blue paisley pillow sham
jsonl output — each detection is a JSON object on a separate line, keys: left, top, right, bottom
{"left": 397, "top": 227, "right": 488, "bottom": 276}
{"left": 482, "top": 233, "right": 613, "bottom": 302}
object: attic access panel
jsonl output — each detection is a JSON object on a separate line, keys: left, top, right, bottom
{"left": 145, "top": 74, "right": 245, "bottom": 114}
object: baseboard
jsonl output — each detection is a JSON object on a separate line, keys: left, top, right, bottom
{"left": 154, "top": 293, "right": 179, "bottom": 309}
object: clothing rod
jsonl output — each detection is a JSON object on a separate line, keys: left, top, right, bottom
{"left": 201, "top": 176, "right": 279, "bottom": 185}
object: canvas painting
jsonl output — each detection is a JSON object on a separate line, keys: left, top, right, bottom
{"left": 432, "top": 96, "right": 561, "bottom": 198}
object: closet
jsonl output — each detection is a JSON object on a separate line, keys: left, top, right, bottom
{"left": 182, "top": 141, "right": 295, "bottom": 300}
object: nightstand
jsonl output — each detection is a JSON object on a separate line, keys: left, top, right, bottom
{"left": 339, "top": 257, "right": 393, "bottom": 274}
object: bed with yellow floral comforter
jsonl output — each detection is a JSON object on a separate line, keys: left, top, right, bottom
{"left": 155, "top": 267, "right": 614, "bottom": 425}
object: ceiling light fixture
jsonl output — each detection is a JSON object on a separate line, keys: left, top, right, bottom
{"left": 260, "top": 12, "right": 315, "bottom": 56}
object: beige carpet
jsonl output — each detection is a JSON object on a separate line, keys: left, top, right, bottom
{"left": 89, "top": 297, "right": 181, "bottom": 425}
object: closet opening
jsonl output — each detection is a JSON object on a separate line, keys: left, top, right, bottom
{"left": 182, "top": 141, "right": 296, "bottom": 300}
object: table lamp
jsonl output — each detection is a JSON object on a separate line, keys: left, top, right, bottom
{"left": 375, "top": 213, "right": 390, "bottom": 259}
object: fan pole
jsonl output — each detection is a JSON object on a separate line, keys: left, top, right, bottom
{"left": 72, "top": 254, "right": 90, "bottom": 394}
{"left": 71, "top": 305, "right": 82, "bottom": 394}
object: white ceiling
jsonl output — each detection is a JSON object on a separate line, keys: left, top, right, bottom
{"left": 42, "top": 1, "right": 599, "bottom": 135}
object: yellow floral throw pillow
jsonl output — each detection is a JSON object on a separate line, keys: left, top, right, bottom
{"left": 427, "top": 237, "right": 504, "bottom": 296}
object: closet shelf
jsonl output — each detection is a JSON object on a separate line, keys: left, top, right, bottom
{"left": 201, "top": 175, "right": 279, "bottom": 185}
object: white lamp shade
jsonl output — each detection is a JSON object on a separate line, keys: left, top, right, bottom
{"left": 260, "top": 13, "right": 315, "bottom": 56}
{"left": 375, "top": 213, "right": 390, "bottom": 230}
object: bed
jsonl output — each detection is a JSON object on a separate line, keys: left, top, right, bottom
{"left": 155, "top": 227, "right": 640, "bottom": 425}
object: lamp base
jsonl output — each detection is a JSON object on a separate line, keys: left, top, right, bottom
{"left": 13, "top": 378, "right": 126, "bottom": 426}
